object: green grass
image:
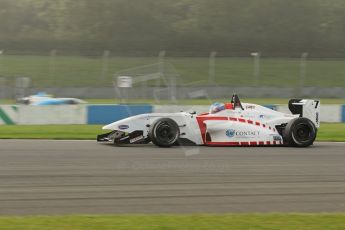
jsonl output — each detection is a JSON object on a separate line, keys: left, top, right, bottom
{"left": 317, "top": 123, "right": 345, "bottom": 141}
{"left": 0, "top": 123, "right": 344, "bottom": 141}
{"left": 0, "top": 125, "right": 102, "bottom": 139}
{"left": 0, "top": 99, "right": 15, "bottom": 104}
{"left": 0, "top": 214, "right": 344, "bottom": 230}
{"left": 1, "top": 55, "right": 345, "bottom": 87}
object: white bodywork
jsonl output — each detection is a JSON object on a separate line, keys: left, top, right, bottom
{"left": 102, "top": 100, "right": 320, "bottom": 146}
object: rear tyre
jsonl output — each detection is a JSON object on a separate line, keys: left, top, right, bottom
{"left": 283, "top": 117, "right": 317, "bottom": 147}
{"left": 149, "top": 118, "right": 180, "bottom": 148}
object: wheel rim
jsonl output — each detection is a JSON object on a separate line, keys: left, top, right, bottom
{"left": 155, "top": 122, "right": 177, "bottom": 144}
{"left": 293, "top": 124, "right": 312, "bottom": 142}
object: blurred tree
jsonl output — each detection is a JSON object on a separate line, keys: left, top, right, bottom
{"left": 0, "top": 0, "right": 345, "bottom": 56}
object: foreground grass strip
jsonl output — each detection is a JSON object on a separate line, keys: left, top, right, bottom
{"left": 0, "top": 123, "right": 344, "bottom": 141}
{"left": 317, "top": 123, "right": 345, "bottom": 142}
{"left": 0, "top": 125, "right": 102, "bottom": 139}
{"left": 0, "top": 214, "right": 345, "bottom": 230}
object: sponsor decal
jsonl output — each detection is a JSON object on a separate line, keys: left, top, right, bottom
{"left": 226, "top": 129, "right": 260, "bottom": 138}
{"left": 259, "top": 114, "right": 264, "bottom": 118}
{"left": 316, "top": 112, "right": 319, "bottom": 124}
{"left": 120, "top": 136, "right": 130, "bottom": 141}
{"left": 246, "top": 105, "right": 255, "bottom": 109}
{"left": 273, "top": 135, "right": 282, "bottom": 141}
{"left": 226, "top": 129, "right": 235, "bottom": 137}
{"left": 130, "top": 135, "right": 144, "bottom": 143}
{"left": 118, "top": 125, "right": 129, "bottom": 130}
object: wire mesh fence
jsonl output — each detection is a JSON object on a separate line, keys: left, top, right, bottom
{"left": 0, "top": 50, "right": 344, "bottom": 100}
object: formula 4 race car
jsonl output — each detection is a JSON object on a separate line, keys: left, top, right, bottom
{"left": 97, "top": 95, "right": 320, "bottom": 147}
{"left": 17, "top": 92, "right": 86, "bottom": 106}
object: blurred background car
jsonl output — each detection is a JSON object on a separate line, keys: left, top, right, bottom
{"left": 17, "top": 92, "right": 86, "bottom": 106}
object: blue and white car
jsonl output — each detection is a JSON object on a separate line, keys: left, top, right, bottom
{"left": 17, "top": 92, "right": 86, "bottom": 106}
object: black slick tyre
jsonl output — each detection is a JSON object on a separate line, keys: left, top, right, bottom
{"left": 149, "top": 118, "right": 180, "bottom": 147}
{"left": 283, "top": 117, "right": 317, "bottom": 147}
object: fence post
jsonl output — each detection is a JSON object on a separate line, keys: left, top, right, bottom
{"left": 209, "top": 51, "right": 217, "bottom": 84}
{"left": 170, "top": 75, "right": 177, "bottom": 101}
{"left": 15, "top": 77, "right": 30, "bottom": 100}
{"left": 49, "top": 49, "right": 57, "bottom": 85}
{"left": 0, "top": 51, "right": 4, "bottom": 100}
{"left": 299, "top": 52, "right": 308, "bottom": 97}
{"left": 158, "top": 50, "right": 165, "bottom": 80}
{"left": 0, "top": 77, "right": 6, "bottom": 100}
{"left": 102, "top": 50, "right": 110, "bottom": 81}
{"left": 0, "top": 50, "right": 3, "bottom": 75}
{"left": 251, "top": 52, "right": 261, "bottom": 86}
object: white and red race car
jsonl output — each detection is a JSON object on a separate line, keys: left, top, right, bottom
{"left": 97, "top": 95, "right": 320, "bottom": 147}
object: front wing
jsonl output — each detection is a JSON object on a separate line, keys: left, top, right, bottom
{"left": 97, "top": 130, "right": 150, "bottom": 145}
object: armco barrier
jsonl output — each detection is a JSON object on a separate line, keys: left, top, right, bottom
{"left": 87, "top": 105, "right": 153, "bottom": 124}
{"left": 276, "top": 105, "right": 341, "bottom": 123}
{"left": 154, "top": 104, "right": 277, "bottom": 114}
{"left": 17, "top": 105, "right": 87, "bottom": 125}
{"left": 154, "top": 105, "right": 209, "bottom": 114}
{"left": 0, "top": 104, "right": 344, "bottom": 125}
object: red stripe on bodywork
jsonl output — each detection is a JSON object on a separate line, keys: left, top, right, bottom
{"left": 206, "top": 142, "right": 240, "bottom": 146}
{"left": 196, "top": 114, "right": 279, "bottom": 146}
{"left": 198, "top": 113, "right": 209, "bottom": 116}
{"left": 196, "top": 116, "right": 228, "bottom": 144}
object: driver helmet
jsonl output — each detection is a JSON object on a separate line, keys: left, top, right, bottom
{"left": 209, "top": 102, "right": 225, "bottom": 114}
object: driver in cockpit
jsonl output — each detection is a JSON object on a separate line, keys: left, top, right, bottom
{"left": 209, "top": 102, "right": 234, "bottom": 114}
{"left": 209, "top": 94, "right": 244, "bottom": 114}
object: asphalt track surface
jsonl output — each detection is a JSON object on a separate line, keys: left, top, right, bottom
{"left": 0, "top": 140, "right": 345, "bottom": 215}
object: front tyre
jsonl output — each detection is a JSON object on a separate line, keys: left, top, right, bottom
{"left": 283, "top": 117, "right": 317, "bottom": 147}
{"left": 149, "top": 118, "right": 180, "bottom": 147}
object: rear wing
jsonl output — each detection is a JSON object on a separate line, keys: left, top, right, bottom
{"left": 288, "top": 99, "right": 320, "bottom": 128}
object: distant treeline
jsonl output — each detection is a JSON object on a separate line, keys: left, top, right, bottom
{"left": 1, "top": 0, "right": 345, "bottom": 57}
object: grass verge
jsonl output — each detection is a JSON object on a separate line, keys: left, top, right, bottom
{"left": 317, "top": 123, "right": 345, "bottom": 141}
{"left": 0, "top": 125, "right": 102, "bottom": 139}
{"left": 0, "top": 123, "right": 344, "bottom": 141}
{"left": 0, "top": 214, "right": 345, "bottom": 230}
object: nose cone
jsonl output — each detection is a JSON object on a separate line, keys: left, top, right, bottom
{"left": 102, "top": 114, "right": 149, "bottom": 130}
{"left": 103, "top": 121, "right": 121, "bottom": 130}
